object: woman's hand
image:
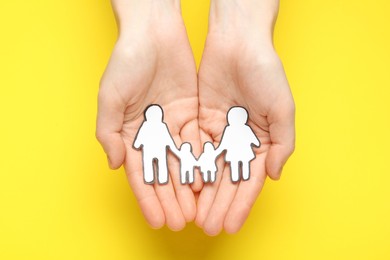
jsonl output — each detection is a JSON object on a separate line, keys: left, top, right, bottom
{"left": 96, "top": 0, "right": 201, "bottom": 231}
{"left": 196, "top": 0, "right": 295, "bottom": 235}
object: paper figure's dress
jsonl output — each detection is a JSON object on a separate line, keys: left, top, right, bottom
{"left": 220, "top": 125, "right": 257, "bottom": 163}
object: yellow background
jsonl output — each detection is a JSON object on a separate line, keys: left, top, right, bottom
{"left": 1, "top": 0, "right": 389, "bottom": 259}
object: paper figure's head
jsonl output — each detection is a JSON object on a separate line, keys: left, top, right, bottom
{"left": 204, "top": 142, "right": 215, "bottom": 152}
{"left": 227, "top": 107, "right": 248, "bottom": 126}
{"left": 180, "top": 142, "right": 192, "bottom": 152}
{"left": 145, "top": 105, "right": 163, "bottom": 122}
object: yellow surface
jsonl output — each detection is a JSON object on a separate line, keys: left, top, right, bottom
{"left": 0, "top": 0, "right": 389, "bottom": 259}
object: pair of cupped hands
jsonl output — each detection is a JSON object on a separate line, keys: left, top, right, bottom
{"left": 96, "top": 0, "right": 295, "bottom": 235}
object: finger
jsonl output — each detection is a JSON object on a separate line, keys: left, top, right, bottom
{"left": 180, "top": 119, "right": 203, "bottom": 192}
{"left": 153, "top": 166, "right": 187, "bottom": 231}
{"left": 96, "top": 87, "right": 126, "bottom": 169}
{"left": 167, "top": 135, "right": 196, "bottom": 223}
{"left": 194, "top": 132, "right": 223, "bottom": 227}
{"left": 224, "top": 154, "right": 267, "bottom": 234}
{"left": 195, "top": 155, "right": 225, "bottom": 228}
{"left": 123, "top": 145, "right": 165, "bottom": 229}
{"left": 147, "top": 131, "right": 187, "bottom": 231}
{"left": 203, "top": 166, "right": 239, "bottom": 236}
{"left": 266, "top": 97, "right": 295, "bottom": 180}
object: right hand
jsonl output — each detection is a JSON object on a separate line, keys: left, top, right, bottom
{"left": 96, "top": 0, "right": 201, "bottom": 231}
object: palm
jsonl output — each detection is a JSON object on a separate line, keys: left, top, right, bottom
{"left": 196, "top": 34, "right": 295, "bottom": 235}
{"left": 116, "top": 29, "right": 199, "bottom": 152}
{"left": 97, "top": 14, "right": 200, "bottom": 230}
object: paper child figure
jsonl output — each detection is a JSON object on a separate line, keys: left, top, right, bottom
{"left": 133, "top": 104, "right": 179, "bottom": 184}
{"left": 198, "top": 142, "right": 218, "bottom": 183}
{"left": 216, "top": 107, "right": 260, "bottom": 182}
{"left": 176, "top": 142, "right": 198, "bottom": 184}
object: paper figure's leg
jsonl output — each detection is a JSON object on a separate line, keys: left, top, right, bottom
{"left": 143, "top": 156, "right": 154, "bottom": 184}
{"left": 188, "top": 168, "right": 194, "bottom": 184}
{"left": 202, "top": 170, "right": 209, "bottom": 183}
{"left": 180, "top": 168, "right": 187, "bottom": 184}
{"left": 242, "top": 161, "right": 250, "bottom": 181}
{"left": 230, "top": 161, "right": 239, "bottom": 182}
{"left": 157, "top": 157, "right": 168, "bottom": 184}
{"left": 210, "top": 171, "right": 216, "bottom": 183}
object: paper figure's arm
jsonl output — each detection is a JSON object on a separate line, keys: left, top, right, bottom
{"left": 169, "top": 146, "right": 181, "bottom": 158}
{"left": 196, "top": 155, "right": 203, "bottom": 168}
{"left": 214, "top": 127, "right": 228, "bottom": 156}
{"left": 133, "top": 123, "right": 145, "bottom": 149}
{"left": 163, "top": 124, "right": 180, "bottom": 156}
{"left": 249, "top": 128, "right": 261, "bottom": 147}
{"left": 192, "top": 154, "right": 199, "bottom": 167}
{"left": 194, "top": 159, "right": 200, "bottom": 168}
{"left": 214, "top": 146, "right": 224, "bottom": 156}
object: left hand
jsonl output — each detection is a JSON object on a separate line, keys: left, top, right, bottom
{"left": 196, "top": 0, "right": 295, "bottom": 235}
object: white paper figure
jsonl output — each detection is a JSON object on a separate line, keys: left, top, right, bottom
{"left": 198, "top": 142, "right": 218, "bottom": 183}
{"left": 133, "top": 104, "right": 179, "bottom": 184}
{"left": 176, "top": 142, "right": 198, "bottom": 184}
{"left": 134, "top": 104, "right": 260, "bottom": 185}
{"left": 216, "top": 107, "right": 260, "bottom": 182}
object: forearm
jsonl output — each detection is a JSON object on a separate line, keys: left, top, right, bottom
{"left": 209, "top": 0, "right": 279, "bottom": 43}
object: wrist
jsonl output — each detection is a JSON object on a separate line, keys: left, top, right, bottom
{"left": 209, "top": 0, "right": 279, "bottom": 44}
{"left": 111, "top": 0, "right": 182, "bottom": 39}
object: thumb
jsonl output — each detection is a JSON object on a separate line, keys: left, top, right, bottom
{"left": 96, "top": 87, "right": 126, "bottom": 169}
{"left": 265, "top": 97, "right": 295, "bottom": 180}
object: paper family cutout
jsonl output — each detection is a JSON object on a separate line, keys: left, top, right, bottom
{"left": 133, "top": 104, "right": 260, "bottom": 185}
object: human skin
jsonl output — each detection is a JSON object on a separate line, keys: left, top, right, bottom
{"left": 96, "top": 0, "right": 295, "bottom": 235}
{"left": 196, "top": 0, "right": 295, "bottom": 235}
{"left": 96, "top": 0, "right": 202, "bottom": 231}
